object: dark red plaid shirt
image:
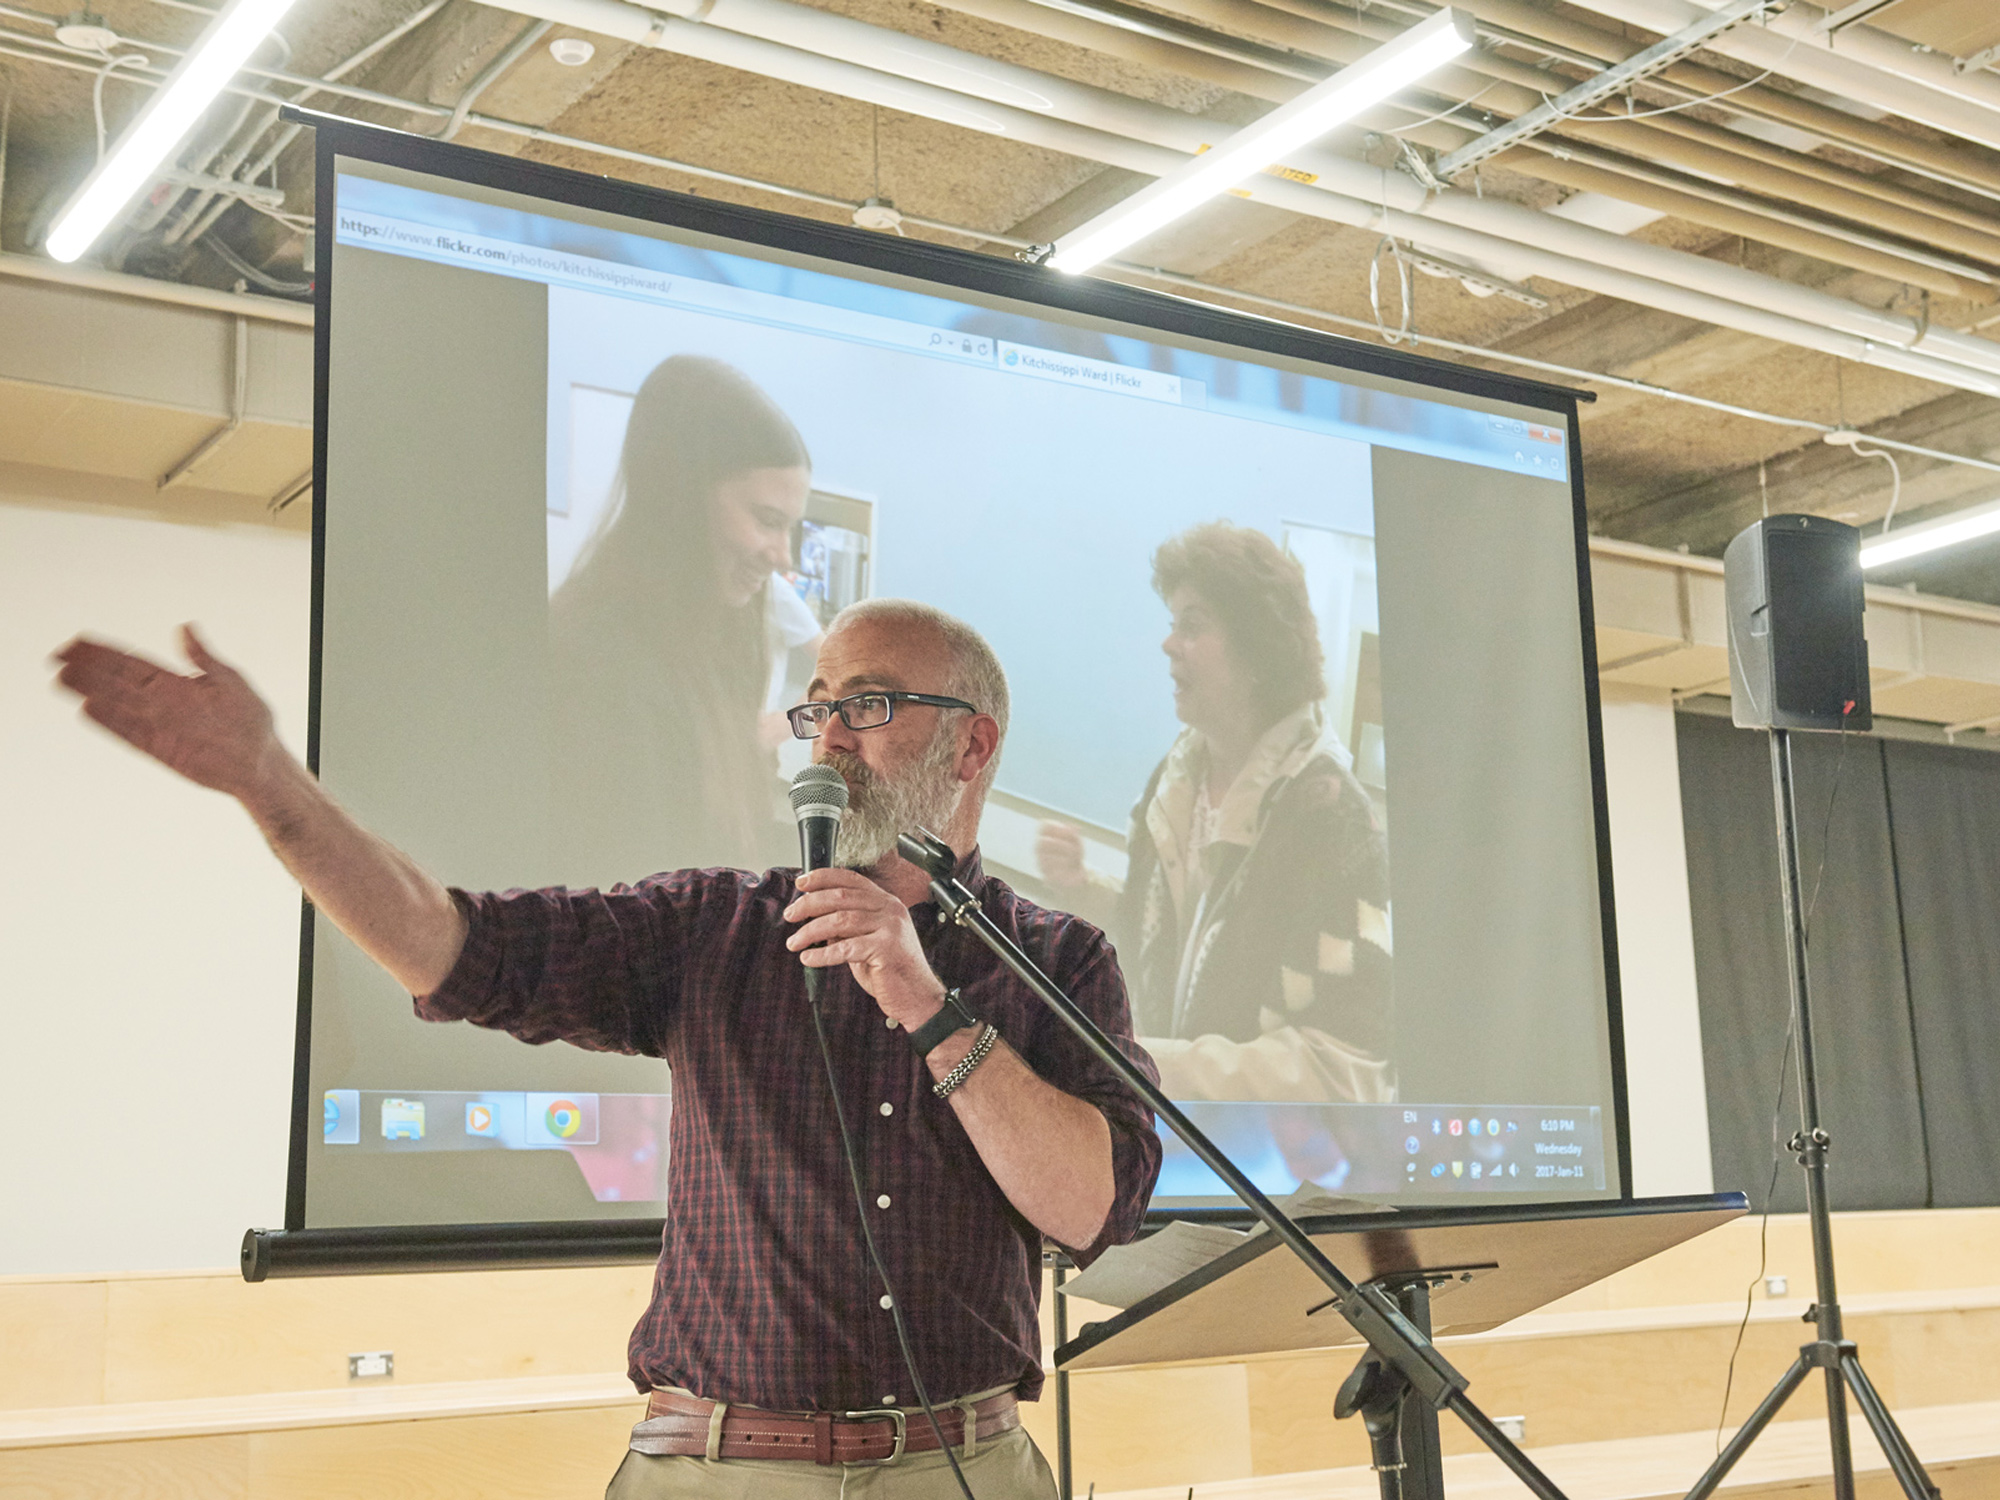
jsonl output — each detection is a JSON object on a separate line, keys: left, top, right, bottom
{"left": 417, "top": 850, "right": 1161, "bottom": 1410}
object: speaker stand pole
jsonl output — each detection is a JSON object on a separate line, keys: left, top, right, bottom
{"left": 1684, "top": 728, "right": 1935, "bottom": 1500}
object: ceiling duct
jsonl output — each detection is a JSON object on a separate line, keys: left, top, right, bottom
{"left": 488, "top": 0, "right": 2000, "bottom": 392}
{"left": 1558, "top": 0, "right": 2000, "bottom": 153}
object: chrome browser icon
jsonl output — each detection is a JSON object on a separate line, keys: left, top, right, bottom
{"left": 525, "top": 1092, "right": 599, "bottom": 1146}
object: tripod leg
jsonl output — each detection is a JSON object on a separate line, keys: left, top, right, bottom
{"left": 1825, "top": 1365, "right": 1857, "bottom": 1500}
{"left": 1686, "top": 1356, "right": 1813, "bottom": 1500}
{"left": 1843, "top": 1355, "right": 1941, "bottom": 1500}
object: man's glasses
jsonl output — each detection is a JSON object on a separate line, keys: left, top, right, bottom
{"left": 786, "top": 691, "right": 977, "bottom": 740}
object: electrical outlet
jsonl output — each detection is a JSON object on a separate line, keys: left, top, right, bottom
{"left": 1494, "top": 1415, "right": 1526, "bottom": 1440}
{"left": 348, "top": 1351, "right": 393, "bottom": 1380}
{"left": 1765, "top": 1274, "right": 1789, "bottom": 1297}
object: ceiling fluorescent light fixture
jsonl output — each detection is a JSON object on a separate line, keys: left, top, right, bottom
{"left": 1860, "top": 497, "right": 2000, "bottom": 569}
{"left": 1049, "top": 8, "right": 1475, "bottom": 275}
{"left": 45, "top": 0, "right": 303, "bottom": 264}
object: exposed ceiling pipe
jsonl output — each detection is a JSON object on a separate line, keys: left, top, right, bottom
{"left": 1323, "top": 0, "right": 2000, "bottom": 200}
{"left": 181, "top": 0, "right": 456, "bottom": 251}
{"left": 437, "top": 17, "right": 554, "bottom": 140}
{"left": 1557, "top": 0, "right": 2000, "bottom": 154}
{"left": 482, "top": 0, "right": 2000, "bottom": 386}
{"left": 1163, "top": 0, "right": 2000, "bottom": 253}
{"left": 1496, "top": 147, "right": 1994, "bottom": 301}
{"left": 1552, "top": 114, "right": 2000, "bottom": 268}
{"left": 937, "top": 0, "right": 2000, "bottom": 293}
{"left": 1747, "top": 0, "right": 2000, "bottom": 115}
{"left": 1429, "top": 0, "right": 1780, "bottom": 180}
{"left": 1616, "top": 110, "right": 2000, "bottom": 241}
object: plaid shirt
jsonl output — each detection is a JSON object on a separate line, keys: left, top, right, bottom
{"left": 417, "top": 850, "right": 1162, "bottom": 1410}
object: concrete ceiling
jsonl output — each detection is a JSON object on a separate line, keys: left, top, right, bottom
{"left": 2, "top": 0, "right": 2000, "bottom": 600}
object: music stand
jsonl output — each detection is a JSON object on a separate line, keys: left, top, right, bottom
{"left": 1055, "top": 1196, "right": 1746, "bottom": 1499}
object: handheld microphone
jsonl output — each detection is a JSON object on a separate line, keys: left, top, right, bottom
{"left": 789, "top": 763, "right": 849, "bottom": 874}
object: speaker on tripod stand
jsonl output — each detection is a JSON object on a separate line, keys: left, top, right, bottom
{"left": 1726, "top": 513, "right": 1871, "bottom": 733}
{"left": 1700, "top": 515, "right": 1937, "bottom": 1500}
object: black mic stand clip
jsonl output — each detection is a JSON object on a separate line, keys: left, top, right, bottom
{"left": 896, "top": 827, "right": 1567, "bottom": 1500}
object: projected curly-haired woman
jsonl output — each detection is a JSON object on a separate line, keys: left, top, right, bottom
{"left": 1037, "top": 521, "right": 1395, "bottom": 1104}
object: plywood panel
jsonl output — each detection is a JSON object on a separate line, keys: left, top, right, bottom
{"left": 1099, "top": 1401, "right": 2000, "bottom": 1500}
{"left": 0, "top": 1433, "right": 249, "bottom": 1500}
{"left": 1873, "top": 1303, "right": 2000, "bottom": 1412}
{"left": 102, "top": 1266, "right": 653, "bottom": 1401}
{"left": 1536, "top": 1208, "right": 2000, "bottom": 1313}
{"left": 0, "top": 1279, "right": 105, "bottom": 1409}
{"left": 1069, "top": 1365, "right": 1252, "bottom": 1494}
{"left": 247, "top": 1406, "right": 640, "bottom": 1500}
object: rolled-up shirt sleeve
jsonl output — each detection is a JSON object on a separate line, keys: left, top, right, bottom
{"left": 1025, "top": 932, "right": 1164, "bottom": 1267}
{"left": 415, "top": 880, "right": 688, "bottom": 1057}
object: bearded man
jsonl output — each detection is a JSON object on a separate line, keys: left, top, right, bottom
{"left": 52, "top": 597, "right": 1161, "bottom": 1500}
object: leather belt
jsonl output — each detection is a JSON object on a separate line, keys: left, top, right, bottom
{"left": 633, "top": 1388, "right": 1020, "bottom": 1464}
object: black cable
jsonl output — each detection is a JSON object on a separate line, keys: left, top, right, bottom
{"left": 1713, "top": 715, "right": 1853, "bottom": 1453}
{"left": 1714, "top": 1024, "right": 1791, "bottom": 1455}
{"left": 807, "top": 983, "right": 978, "bottom": 1499}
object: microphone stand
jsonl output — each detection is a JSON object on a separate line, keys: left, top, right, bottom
{"left": 897, "top": 829, "right": 1570, "bottom": 1499}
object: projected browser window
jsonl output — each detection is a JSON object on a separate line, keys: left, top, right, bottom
{"left": 308, "top": 160, "right": 1612, "bottom": 1225}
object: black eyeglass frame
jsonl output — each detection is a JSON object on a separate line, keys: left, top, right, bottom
{"left": 785, "top": 691, "right": 978, "bottom": 740}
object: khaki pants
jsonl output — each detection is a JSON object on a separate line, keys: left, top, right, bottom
{"left": 604, "top": 1424, "right": 1058, "bottom": 1499}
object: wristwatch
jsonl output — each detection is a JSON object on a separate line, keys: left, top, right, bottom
{"left": 906, "top": 988, "right": 978, "bottom": 1057}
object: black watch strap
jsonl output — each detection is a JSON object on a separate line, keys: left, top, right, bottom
{"left": 907, "top": 988, "right": 977, "bottom": 1056}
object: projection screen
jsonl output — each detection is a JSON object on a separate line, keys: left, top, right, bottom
{"left": 285, "top": 118, "right": 1627, "bottom": 1248}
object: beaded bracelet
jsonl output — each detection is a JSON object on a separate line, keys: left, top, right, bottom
{"left": 932, "top": 1022, "right": 1000, "bottom": 1099}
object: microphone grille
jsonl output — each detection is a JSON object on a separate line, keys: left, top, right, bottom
{"left": 789, "top": 763, "right": 850, "bottom": 814}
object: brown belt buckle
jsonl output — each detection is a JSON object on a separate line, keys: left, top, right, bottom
{"left": 842, "top": 1407, "right": 908, "bottom": 1464}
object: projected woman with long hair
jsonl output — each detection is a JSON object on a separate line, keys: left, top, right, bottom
{"left": 550, "top": 355, "right": 812, "bottom": 878}
{"left": 1037, "top": 522, "right": 1395, "bottom": 1104}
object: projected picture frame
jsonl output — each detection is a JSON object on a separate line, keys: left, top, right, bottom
{"left": 257, "top": 109, "right": 1630, "bottom": 1275}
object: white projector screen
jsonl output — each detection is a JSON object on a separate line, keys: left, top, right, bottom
{"left": 294, "top": 125, "right": 1626, "bottom": 1235}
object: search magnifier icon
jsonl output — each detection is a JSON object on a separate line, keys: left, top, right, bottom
{"left": 929, "top": 332, "right": 942, "bottom": 346}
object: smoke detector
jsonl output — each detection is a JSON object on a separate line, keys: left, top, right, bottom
{"left": 548, "top": 36, "right": 595, "bottom": 66}
{"left": 853, "top": 197, "right": 904, "bottom": 232}
{"left": 55, "top": 12, "right": 120, "bottom": 52}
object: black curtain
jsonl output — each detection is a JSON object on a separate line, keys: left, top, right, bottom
{"left": 1675, "top": 714, "right": 1928, "bottom": 1211}
{"left": 1881, "top": 741, "right": 2000, "bottom": 1207}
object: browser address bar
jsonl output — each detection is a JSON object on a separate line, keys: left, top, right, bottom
{"left": 332, "top": 202, "right": 997, "bottom": 366}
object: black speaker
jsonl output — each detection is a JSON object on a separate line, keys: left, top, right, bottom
{"left": 1725, "top": 514, "right": 1872, "bottom": 732}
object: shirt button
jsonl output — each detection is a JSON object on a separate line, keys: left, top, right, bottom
{"left": 879, "top": 1294, "right": 894, "bottom": 1310}
{"left": 883, "top": 1395, "right": 897, "bottom": 1406}
{"left": 876, "top": 1194, "right": 891, "bottom": 1209}
{"left": 885, "top": 1016, "right": 899, "bottom": 1030}
{"left": 879, "top": 1102, "right": 894, "bottom": 1117}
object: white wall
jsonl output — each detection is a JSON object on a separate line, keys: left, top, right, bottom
{"left": 1599, "top": 683, "right": 1714, "bottom": 1197}
{"left": 0, "top": 489, "right": 309, "bottom": 1274}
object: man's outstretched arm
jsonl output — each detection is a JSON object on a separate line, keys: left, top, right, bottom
{"left": 53, "top": 626, "right": 467, "bottom": 996}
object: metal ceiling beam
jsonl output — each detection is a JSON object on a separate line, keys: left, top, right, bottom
{"left": 1959, "top": 41, "right": 2000, "bottom": 78}
{"left": 1432, "top": 0, "right": 1785, "bottom": 180}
